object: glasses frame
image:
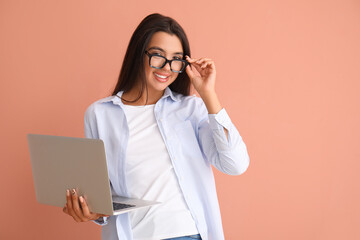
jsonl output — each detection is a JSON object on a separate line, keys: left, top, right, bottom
{"left": 145, "top": 50, "right": 189, "bottom": 73}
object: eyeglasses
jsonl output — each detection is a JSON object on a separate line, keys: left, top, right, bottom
{"left": 145, "top": 50, "right": 189, "bottom": 73}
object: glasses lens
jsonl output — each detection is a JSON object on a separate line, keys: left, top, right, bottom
{"left": 171, "top": 60, "right": 186, "bottom": 72}
{"left": 150, "top": 55, "right": 166, "bottom": 68}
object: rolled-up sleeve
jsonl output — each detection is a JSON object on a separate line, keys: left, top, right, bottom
{"left": 93, "top": 216, "right": 108, "bottom": 226}
{"left": 197, "top": 99, "right": 250, "bottom": 175}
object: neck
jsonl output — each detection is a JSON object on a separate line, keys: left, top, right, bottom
{"left": 121, "top": 86, "right": 164, "bottom": 106}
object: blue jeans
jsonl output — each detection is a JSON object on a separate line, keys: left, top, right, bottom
{"left": 163, "top": 234, "right": 202, "bottom": 240}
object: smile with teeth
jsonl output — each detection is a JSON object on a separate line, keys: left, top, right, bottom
{"left": 154, "top": 73, "right": 170, "bottom": 82}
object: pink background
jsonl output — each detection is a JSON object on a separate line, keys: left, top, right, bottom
{"left": 1, "top": 0, "right": 359, "bottom": 239}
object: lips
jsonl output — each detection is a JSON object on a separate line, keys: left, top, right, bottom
{"left": 154, "top": 72, "right": 170, "bottom": 82}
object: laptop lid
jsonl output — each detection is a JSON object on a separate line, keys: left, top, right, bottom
{"left": 27, "top": 134, "right": 160, "bottom": 215}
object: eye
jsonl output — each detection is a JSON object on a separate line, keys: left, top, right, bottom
{"left": 151, "top": 52, "right": 163, "bottom": 56}
{"left": 173, "top": 56, "right": 182, "bottom": 60}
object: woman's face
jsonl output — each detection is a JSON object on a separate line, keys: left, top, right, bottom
{"left": 144, "top": 31, "right": 184, "bottom": 96}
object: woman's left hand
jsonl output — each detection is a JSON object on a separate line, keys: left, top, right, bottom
{"left": 185, "top": 56, "right": 216, "bottom": 95}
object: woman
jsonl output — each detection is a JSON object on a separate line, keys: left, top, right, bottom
{"left": 63, "top": 13, "right": 250, "bottom": 240}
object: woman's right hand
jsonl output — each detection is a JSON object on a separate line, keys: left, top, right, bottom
{"left": 63, "top": 189, "right": 109, "bottom": 222}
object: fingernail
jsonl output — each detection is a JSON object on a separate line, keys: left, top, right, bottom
{"left": 72, "top": 189, "right": 76, "bottom": 195}
{"left": 79, "top": 196, "right": 84, "bottom": 203}
{"left": 66, "top": 189, "right": 69, "bottom": 196}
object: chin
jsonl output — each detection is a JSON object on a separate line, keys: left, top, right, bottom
{"left": 149, "top": 82, "right": 170, "bottom": 93}
{"left": 148, "top": 77, "right": 174, "bottom": 92}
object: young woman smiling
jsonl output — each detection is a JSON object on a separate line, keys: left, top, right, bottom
{"left": 63, "top": 13, "right": 250, "bottom": 240}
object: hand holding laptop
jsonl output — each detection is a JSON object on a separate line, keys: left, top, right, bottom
{"left": 63, "top": 189, "right": 109, "bottom": 222}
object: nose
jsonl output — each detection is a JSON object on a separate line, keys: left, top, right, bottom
{"left": 162, "top": 61, "right": 171, "bottom": 72}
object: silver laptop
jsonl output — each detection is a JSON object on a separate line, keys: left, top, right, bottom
{"left": 27, "top": 134, "right": 161, "bottom": 216}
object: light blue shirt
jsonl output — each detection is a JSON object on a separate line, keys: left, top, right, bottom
{"left": 84, "top": 87, "right": 250, "bottom": 240}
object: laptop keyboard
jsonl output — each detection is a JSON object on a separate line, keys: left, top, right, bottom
{"left": 113, "top": 202, "right": 136, "bottom": 210}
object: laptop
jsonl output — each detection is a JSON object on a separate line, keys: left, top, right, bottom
{"left": 27, "top": 134, "right": 161, "bottom": 216}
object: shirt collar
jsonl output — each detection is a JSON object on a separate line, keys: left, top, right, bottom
{"left": 162, "top": 87, "right": 181, "bottom": 102}
{"left": 100, "top": 87, "right": 181, "bottom": 106}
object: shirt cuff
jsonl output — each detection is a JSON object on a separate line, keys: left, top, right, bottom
{"left": 208, "top": 108, "right": 232, "bottom": 130}
{"left": 93, "top": 216, "right": 108, "bottom": 226}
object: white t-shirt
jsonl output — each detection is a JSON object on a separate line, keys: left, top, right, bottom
{"left": 122, "top": 104, "right": 199, "bottom": 240}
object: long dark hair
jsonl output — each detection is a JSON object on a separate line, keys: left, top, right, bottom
{"left": 112, "top": 13, "right": 191, "bottom": 101}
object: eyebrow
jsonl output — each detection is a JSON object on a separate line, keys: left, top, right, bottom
{"left": 147, "top": 46, "right": 183, "bottom": 55}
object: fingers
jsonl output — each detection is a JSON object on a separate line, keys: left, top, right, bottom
{"left": 64, "top": 189, "right": 107, "bottom": 222}
{"left": 80, "top": 196, "right": 96, "bottom": 220}
{"left": 63, "top": 206, "right": 68, "bottom": 214}
{"left": 80, "top": 197, "right": 110, "bottom": 220}
{"left": 186, "top": 56, "right": 216, "bottom": 74}
{"left": 65, "top": 189, "right": 88, "bottom": 222}
{"left": 197, "top": 58, "right": 213, "bottom": 69}
{"left": 185, "top": 63, "right": 196, "bottom": 79}
{"left": 186, "top": 58, "right": 203, "bottom": 76}
{"left": 65, "top": 189, "right": 80, "bottom": 222}
{"left": 186, "top": 56, "right": 213, "bottom": 67}
{"left": 71, "top": 189, "right": 85, "bottom": 221}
